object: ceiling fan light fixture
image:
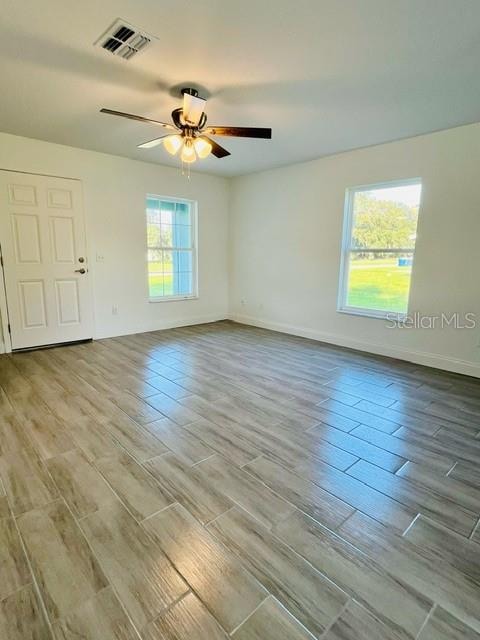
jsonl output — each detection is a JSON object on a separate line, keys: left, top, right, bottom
{"left": 163, "top": 134, "right": 183, "bottom": 155}
{"left": 100, "top": 89, "right": 271, "bottom": 173}
{"left": 181, "top": 139, "right": 196, "bottom": 163}
{"left": 182, "top": 91, "right": 207, "bottom": 126}
{"left": 194, "top": 137, "right": 212, "bottom": 159}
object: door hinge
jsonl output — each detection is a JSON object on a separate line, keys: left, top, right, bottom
{"left": 7, "top": 323, "right": 11, "bottom": 334}
{"left": 0, "top": 255, "right": 3, "bottom": 267}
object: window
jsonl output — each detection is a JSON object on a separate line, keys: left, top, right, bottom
{"left": 146, "top": 196, "right": 197, "bottom": 301}
{"left": 338, "top": 178, "right": 422, "bottom": 318}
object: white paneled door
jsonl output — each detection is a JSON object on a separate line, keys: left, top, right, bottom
{"left": 0, "top": 171, "right": 93, "bottom": 350}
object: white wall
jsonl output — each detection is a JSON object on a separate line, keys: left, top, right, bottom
{"left": 0, "top": 132, "right": 229, "bottom": 343}
{"left": 2, "top": 125, "right": 479, "bottom": 377}
{"left": 229, "top": 123, "right": 480, "bottom": 377}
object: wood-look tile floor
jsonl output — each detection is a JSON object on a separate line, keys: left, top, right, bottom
{"left": 1, "top": 320, "right": 480, "bottom": 639}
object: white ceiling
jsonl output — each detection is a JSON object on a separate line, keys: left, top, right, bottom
{"left": 2, "top": 0, "right": 480, "bottom": 177}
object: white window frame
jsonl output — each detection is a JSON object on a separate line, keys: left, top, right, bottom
{"left": 337, "top": 177, "right": 422, "bottom": 320}
{"left": 146, "top": 195, "right": 198, "bottom": 303}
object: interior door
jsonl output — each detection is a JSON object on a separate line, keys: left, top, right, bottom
{"left": 0, "top": 170, "right": 93, "bottom": 350}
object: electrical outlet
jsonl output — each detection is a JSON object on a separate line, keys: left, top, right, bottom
{"left": 96, "top": 253, "right": 105, "bottom": 263}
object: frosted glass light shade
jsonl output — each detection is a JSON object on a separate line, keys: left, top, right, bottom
{"left": 181, "top": 141, "right": 196, "bottom": 163}
{"left": 163, "top": 135, "right": 183, "bottom": 155}
{"left": 194, "top": 137, "right": 212, "bottom": 159}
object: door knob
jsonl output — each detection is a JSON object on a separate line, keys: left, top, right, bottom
{"left": 74, "top": 268, "right": 86, "bottom": 274}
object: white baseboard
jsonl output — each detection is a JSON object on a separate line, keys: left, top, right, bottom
{"left": 229, "top": 313, "right": 480, "bottom": 379}
{"left": 5, "top": 309, "right": 479, "bottom": 379}
{"left": 94, "top": 313, "right": 228, "bottom": 340}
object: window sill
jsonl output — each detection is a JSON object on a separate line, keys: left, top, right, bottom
{"left": 149, "top": 295, "right": 199, "bottom": 303}
{"left": 337, "top": 307, "right": 407, "bottom": 321}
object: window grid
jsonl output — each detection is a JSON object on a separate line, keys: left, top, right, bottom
{"left": 146, "top": 196, "right": 197, "bottom": 301}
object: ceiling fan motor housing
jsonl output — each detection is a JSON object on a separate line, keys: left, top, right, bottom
{"left": 171, "top": 107, "right": 207, "bottom": 133}
{"left": 181, "top": 87, "right": 199, "bottom": 97}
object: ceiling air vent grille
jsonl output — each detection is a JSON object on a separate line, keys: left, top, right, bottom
{"left": 95, "top": 19, "right": 155, "bottom": 60}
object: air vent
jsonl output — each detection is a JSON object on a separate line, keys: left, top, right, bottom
{"left": 95, "top": 19, "right": 155, "bottom": 60}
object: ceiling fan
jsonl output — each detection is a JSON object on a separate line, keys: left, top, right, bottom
{"left": 100, "top": 87, "right": 272, "bottom": 163}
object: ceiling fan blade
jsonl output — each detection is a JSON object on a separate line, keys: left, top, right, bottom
{"left": 137, "top": 135, "right": 169, "bottom": 149}
{"left": 204, "top": 126, "right": 272, "bottom": 139}
{"left": 201, "top": 136, "right": 231, "bottom": 158}
{"left": 100, "top": 108, "right": 176, "bottom": 130}
{"left": 182, "top": 93, "right": 207, "bottom": 126}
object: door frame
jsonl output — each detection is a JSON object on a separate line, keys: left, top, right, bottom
{"left": 0, "top": 244, "right": 12, "bottom": 353}
{"left": 0, "top": 169, "right": 94, "bottom": 353}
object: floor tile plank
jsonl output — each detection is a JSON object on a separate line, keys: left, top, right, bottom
{"left": 0, "top": 416, "right": 59, "bottom": 515}
{"left": 18, "top": 412, "right": 76, "bottom": 461}
{"left": 323, "top": 600, "right": 406, "bottom": 640}
{"left": 46, "top": 449, "right": 116, "bottom": 519}
{"left": 324, "top": 380, "right": 397, "bottom": 407}
{"left": 347, "top": 459, "right": 477, "bottom": 536}
{"left": 352, "top": 400, "right": 441, "bottom": 436}
{"left": 404, "top": 515, "right": 480, "bottom": 586}
{"left": 275, "top": 509, "right": 431, "bottom": 639}
{"left": 308, "top": 423, "right": 406, "bottom": 472}
{"left": 449, "top": 461, "right": 480, "bottom": 490}
{"left": 394, "top": 426, "right": 480, "bottom": 466}
{"left": 0, "top": 584, "right": 51, "bottom": 640}
{"left": 231, "top": 596, "right": 315, "bottom": 640}
{"left": 298, "top": 405, "right": 360, "bottom": 432}
{"left": 318, "top": 399, "right": 400, "bottom": 434}
{"left": 80, "top": 501, "right": 188, "bottom": 630}
{"left": 0, "top": 494, "right": 9, "bottom": 519}
{"left": 103, "top": 415, "right": 168, "bottom": 462}
{"left": 396, "top": 460, "right": 480, "bottom": 512}
{"left": 418, "top": 606, "right": 480, "bottom": 640}
{"left": 183, "top": 417, "right": 262, "bottom": 467}
{"left": 52, "top": 586, "right": 139, "bottom": 640}
{"left": 108, "top": 390, "right": 165, "bottom": 425}
{"left": 244, "top": 455, "right": 355, "bottom": 530}
{"left": 18, "top": 500, "right": 108, "bottom": 622}
{"left": 143, "top": 592, "right": 229, "bottom": 640}
{"left": 144, "top": 503, "right": 267, "bottom": 633}
{"left": 263, "top": 422, "right": 360, "bottom": 471}
{"left": 143, "top": 417, "right": 214, "bottom": 465}
{"left": 95, "top": 451, "right": 174, "bottom": 521}
{"left": 338, "top": 511, "right": 480, "bottom": 633}
{"left": 62, "top": 416, "right": 122, "bottom": 462}
{"left": 0, "top": 517, "right": 31, "bottom": 601}
{"left": 350, "top": 424, "right": 455, "bottom": 473}
{"left": 144, "top": 453, "right": 233, "bottom": 524}
{"left": 208, "top": 506, "right": 348, "bottom": 637}
{"left": 290, "top": 454, "right": 415, "bottom": 532}
{"left": 195, "top": 454, "right": 296, "bottom": 529}
{"left": 145, "top": 392, "right": 201, "bottom": 425}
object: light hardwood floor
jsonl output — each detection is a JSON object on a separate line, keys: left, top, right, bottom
{"left": 1, "top": 320, "right": 480, "bottom": 639}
